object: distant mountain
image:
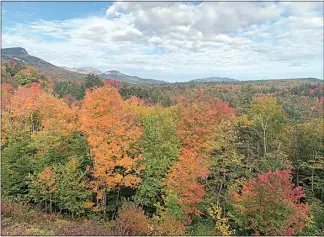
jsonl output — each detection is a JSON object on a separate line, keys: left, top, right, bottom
{"left": 1, "top": 47, "right": 86, "bottom": 80}
{"left": 62, "top": 66, "right": 102, "bottom": 75}
{"left": 189, "top": 77, "right": 238, "bottom": 83}
{"left": 1, "top": 47, "right": 167, "bottom": 84}
{"left": 99, "top": 70, "right": 168, "bottom": 84}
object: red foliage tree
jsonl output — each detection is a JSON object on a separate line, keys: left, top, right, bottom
{"left": 231, "top": 170, "right": 310, "bottom": 235}
{"left": 103, "top": 78, "right": 122, "bottom": 89}
{"left": 165, "top": 89, "right": 235, "bottom": 222}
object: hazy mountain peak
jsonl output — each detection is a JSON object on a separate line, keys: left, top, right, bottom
{"left": 189, "top": 76, "right": 238, "bottom": 83}
{"left": 105, "top": 70, "right": 122, "bottom": 75}
{"left": 101, "top": 70, "right": 167, "bottom": 84}
{"left": 62, "top": 66, "right": 102, "bottom": 75}
{"left": 2, "top": 47, "right": 29, "bottom": 56}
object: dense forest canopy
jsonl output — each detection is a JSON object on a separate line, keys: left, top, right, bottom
{"left": 1, "top": 60, "right": 324, "bottom": 235}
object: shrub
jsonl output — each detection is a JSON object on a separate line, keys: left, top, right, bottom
{"left": 149, "top": 213, "right": 186, "bottom": 236}
{"left": 1, "top": 201, "right": 16, "bottom": 217}
{"left": 116, "top": 202, "right": 149, "bottom": 235}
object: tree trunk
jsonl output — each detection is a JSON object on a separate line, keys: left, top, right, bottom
{"left": 102, "top": 186, "right": 107, "bottom": 218}
{"left": 113, "top": 186, "right": 121, "bottom": 219}
{"left": 50, "top": 193, "right": 52, "bottom": 213}
{"left": 311, "top": 168, "right": 314, "bottom": 193}
{"left": 263, "top": 127, "right": 267, "bottom": 155}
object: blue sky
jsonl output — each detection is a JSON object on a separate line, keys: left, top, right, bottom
{"left": 2, "top": 1, "right": 323, "bottom": 82}
{"left": 2, "top": 2, "right": 111, "bottom": 23}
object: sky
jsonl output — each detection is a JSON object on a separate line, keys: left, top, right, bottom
{"left": 2, "top": 1, "right": 324, "bottom": 82}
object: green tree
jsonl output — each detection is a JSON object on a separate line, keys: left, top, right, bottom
{"left": 13, "top": 67, "right": 45, "bottom": 87}
{"left": 135, "top": 109, "right": 180, "bottom": 211}
{"left": 55, "top": 157, "right": 92, "bottom": 217}
{"left": 2, "top": 135, "right": 35, "bottom": 199}
{"left": 248, "top": 95, "right": 285, "bottom": 155}
{"left": 206, "top": 120, "right": 245, "bottom": 206}
{"left": 255, "top": 151, "right": 292, "bottom": 173}
{"left": 294, "top": 119, "right": 324, "bottom": 207}
{"left": 31, "top": 132, "right": 91, "bottom": 169}
{"left": 84, "top": 74, "right": 103, "bottom": 89}
{"left": 53, "top": 80, "right": 86, "bottom": 100}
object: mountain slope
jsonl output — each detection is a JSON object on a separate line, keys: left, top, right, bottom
{"left": 189, "top": 77, "right": 238, "bottom": 83}
{"left": 2, "top": 47, "right": 167, "bottom": 84}
{"left": 99, "top": 70, "right": 168, "bottom": 84}
{"left": 2, "top": 47, "right": 86, "bottom": 80}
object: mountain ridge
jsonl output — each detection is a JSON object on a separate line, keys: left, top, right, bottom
{"left": 189, "top": 77, "right": 238, "bottom": 83}
{"left": 2, "top": 47, "right": 86, "bottom": 80}
{"left": 2, "top": 47, "right": 322, "bottom": 84}
{"left": 99, "top": 70, "right": 168, "bottom": 84}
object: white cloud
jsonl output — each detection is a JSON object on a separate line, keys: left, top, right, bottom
{"left": 111, "top": 27, "right": 143, "bottom": 41}
{"left": 2, "top": 2, "right": 323, "bottom": 81}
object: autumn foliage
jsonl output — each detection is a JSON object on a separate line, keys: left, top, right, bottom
{"left": 103, "top": 78, "right": 122, "bottom": 89}
{"left": 231, "top": 170, "right": 310, "bottom": 235}
{"left": 1, "top": 66, "right": 319, "bottom": 236}
{"left": 115, "top": 202, "right": 149, "bottom": 235}
{"left": 165, "top": 90, "right": 235, "bottom": 221}
{"left": 149, "top": 212, "right": 186, "bottom": 235}
{"left": 80, "top": 86, "right": 144, "bottom": 203}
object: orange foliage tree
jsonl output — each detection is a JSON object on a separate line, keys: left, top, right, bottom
{"left": 30, "top": 167, "right": 57, "bottom": 212}
{"left": 80, "top": 86, "right": 144, "bottom": 208}
{"left": 1, "top": 83, "right": 15, "bottom": 144}
{"left": 34, "top": 92, "right": 78, "bottom": 135}
{"left": 2, "top": 82, "right": 77, "bottom": 142}
{"left": 1, "top": 83, "right": 42, "bottom": 142}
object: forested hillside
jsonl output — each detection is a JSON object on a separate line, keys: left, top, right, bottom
{"left": 1, "top": 60, "right": 324, "bottom": 235}
{"left": 1, "top": 48, "right": 86, "bottom": 80}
